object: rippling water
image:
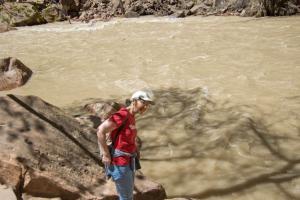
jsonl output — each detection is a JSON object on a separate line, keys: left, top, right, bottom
{"left": 1, "top": 16, "right": 300, "bottom": 199}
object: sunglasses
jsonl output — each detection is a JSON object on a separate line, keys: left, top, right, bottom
{"left": 138, "top": 98, "right": 151, "bottom": 106}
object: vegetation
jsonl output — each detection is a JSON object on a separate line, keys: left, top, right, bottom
{"left": 260, "top": 0, "right": 289, "bottom": 15}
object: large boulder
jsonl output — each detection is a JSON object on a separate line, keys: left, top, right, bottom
{"left": 41, "top": 4, "right": 65, "bottom": 23}
{"left": 0, "top": 57, "right": 33, "bottom": 91}
{"left": 0, "top": 2, "right": 46, "bottom": 26}
{"left": 0, "top": 95, "right": 167, "bottom": 200}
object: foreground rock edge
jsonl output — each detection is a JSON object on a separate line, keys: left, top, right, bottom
{"left": 0, "top": 94, "right": 166, "bottom": 200}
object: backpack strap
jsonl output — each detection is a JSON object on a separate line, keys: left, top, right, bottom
{"left": 111, "top": 112, "right": 129, "bottom": 148}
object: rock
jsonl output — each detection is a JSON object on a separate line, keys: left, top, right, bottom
{"left": 75, "top": 114, "right": 102, "bottom": 129}
{"left": 94, "top": 175, "right": 167, "bottom": 200}
{"left": 0, "top": 57, "right": 33, "bottom": 91}
{"left": 169, "top": 0, "right": 178, "bottom": 5}
{"left": 128, "top": 3, "right": 146, "bottom": 16}
{"left": 0, "top": 185, "right": 17, "bottom": 200}
{"left": 185, "top": 9, "right": 192, "bottom": 16}
{"left": 79, "top": 11, "right": 88, "bottom": 21}
{"left": 23, "top": 194, "right": 62, "bottom": 200}
{"left": 214, "top": 0, "right": 226, "bottom": 8}
{"left": 165, "top": 198, "right": 197, "bottom": 200}
{"left": 0, "top": 2, "right": 47, "bottom": 26}
{"left": 23, "top": 172, "right": 80, "bottom": 200}
{"left": 84, "top": 101, "right": 121, "bottom": 120}
{"left": 41, "top": 4, "right": 65, "bottom": 23}
{"left": 134, "top": 176, "right": 167, "bottom": 200}
{"left": 190, "top": 4, "right": 201, "bottom": 14}
{"left": 81, "top": 0, "right": 92, "bottom": 10}
{"left": 0, "top": 23, "right": 16, "bottom": 33}
{"left": 255, "top": 3, "right": 266, "bottom": 17}
{"left": 185, "top": 1, "right": 194, "bottom": 9}
{"left": 278, "top": 7, "right": 287, "bottom": 15}
{"left": 71, "top": 101, "right": 122, "bottom": 129}
{"left": 0, "top": 161, "right": 23, "bottom": 191}
{"left": 59, "top": 0, "right": 80, "bottom": 17}
{"left": 220, "top": 6, "right": 228, "bottom": 13}
{"left": 124, "top": 10, "right": 140, "bottom": 18}
{"left": 238, "top": 1, "right": 261, "bottom": 17}
{"left": 234, "top": 0, "right": 250, "bottom": 9}
{"left": 287, "top": 1, "right": 300, "bottom": 15}
{"left": 111, "top": 0, "right": 125, "bottom": 15}
{"left": 0, "top": 24, "right": 8, "bottom": 33}
{"left": 173, "top": 10, "right": 186, "bottom": 17}
{"left": 0, "top": 95, "right": 166, "bottom": 200}
{"left": 190, "top": 4, "right": 210, "bottom": 15}
{"left": 204, "top": 0, "right": 213, "bottom": 6}
{"left": 1, "top": 0, "right": 298, "bottom": 24}
{"left": 240, "top": 8, "right": 246, "bottom": 16}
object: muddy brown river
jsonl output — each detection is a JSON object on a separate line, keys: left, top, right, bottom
{"left": 1, "top": 16, "right": 300, "bottom": 199}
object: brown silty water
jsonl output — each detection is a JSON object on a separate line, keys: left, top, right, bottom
{"left": 1, "top": 16, "right": 300, "bottom": 199}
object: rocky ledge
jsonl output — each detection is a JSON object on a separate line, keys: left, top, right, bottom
{"left": 0, "top": 0, "right": 299, "bottom": 29}
{"left": 0, "top": 94, "right": 166, "bottom": 200}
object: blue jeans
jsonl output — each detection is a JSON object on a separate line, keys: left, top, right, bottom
{"left": 106, "top": 164, "right": 134, "bottom": 200}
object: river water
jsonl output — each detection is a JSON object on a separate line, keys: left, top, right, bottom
{"left": 1, "top": 16, "right": 300, "bottom": 199}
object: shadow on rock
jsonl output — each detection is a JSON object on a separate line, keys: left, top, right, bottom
{"left": 0, "top": 57, "right": 33, "bottom": 91}
{"left": 0, "top": 94, "right": 166, "bottom": 200}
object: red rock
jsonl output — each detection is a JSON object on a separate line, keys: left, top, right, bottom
{"left": 0, "top": 161, "right": 22, "bottom": 190}
{"left": 0, "top": 95, "right": 166, "bottom": 200}
{"left": 0, "top": 57, "right": 33, "bottom": 91}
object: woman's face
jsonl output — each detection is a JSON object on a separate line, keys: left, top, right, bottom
{"left": 133, "top": 99, "right": 151, "bottom": 114}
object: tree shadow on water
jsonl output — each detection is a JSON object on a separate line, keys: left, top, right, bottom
{"left": 136, "top": 87, "right": 300, "bottom": 199}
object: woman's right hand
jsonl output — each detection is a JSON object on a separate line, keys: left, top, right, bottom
{"left": 102, "top": 153, "right": 112, "bottom": 166}
{"left": 97, "top": 119, "right": 117, "bottom": 167}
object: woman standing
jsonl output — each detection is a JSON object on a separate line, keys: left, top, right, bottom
{"left": 97, "top": 90, "right": 154, "bottom": 200}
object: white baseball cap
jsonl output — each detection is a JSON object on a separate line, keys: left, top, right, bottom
{"left": 131, "top": 90, "right": 155, "bottom": 105}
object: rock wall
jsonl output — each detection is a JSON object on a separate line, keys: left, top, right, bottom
{"left": 0, "top": 0, "right": 299, "bottom": 27}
